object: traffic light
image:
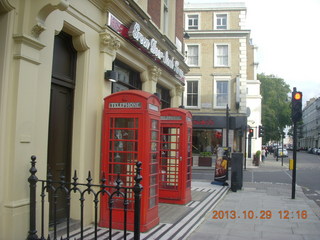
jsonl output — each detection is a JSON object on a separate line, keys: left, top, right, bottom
{"left": 292, "top": 90, "right": 302, "bottom": 122}
{"left": 258, "top": 125, "right": 265, "bottom": 138}
{"left": 249, "top": 128, "right": 253, "bottom": 138}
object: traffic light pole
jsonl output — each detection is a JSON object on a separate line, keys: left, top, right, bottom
{"left": 291, "top": 87, "right": 302, "bottom": 200}
{"left": 292, "top": 121, "right": 297, "bottom": 199}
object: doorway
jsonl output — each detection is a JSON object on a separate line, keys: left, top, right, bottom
{"left": 47, "top": 31, "right": 77, "bottom": 224}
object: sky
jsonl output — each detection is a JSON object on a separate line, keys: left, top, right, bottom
{"left": 185, "top": 0, "right": 320, "bottom": 105}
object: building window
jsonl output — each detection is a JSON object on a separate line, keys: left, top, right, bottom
{"left": 187, "top": 81, "right": 199, "bottom": 107}
{"left": 156, "top": 84, "right": 171, "bottom": 109}
{"left": 186, "top": 14, "right": 199, "bottom": 30}
{"left": 112, "top": 60, "right": 142, "bottom": 93}
{"left": 215, "top": 13, "right": 228, "bottom": 30}
{"left": 214, "top": 44, "right": 229, "bottom": 67}
{"left": 192, "top": 129, "right": 223, "bottom": 153}
{"left": 163, "top": 0, "right": 169, "bottom": 34}
{"left": 186, "top": 44, "right": 199, "bottom": 66}
{"left": 214, "top": 77, "right": 230, "bottom": 108}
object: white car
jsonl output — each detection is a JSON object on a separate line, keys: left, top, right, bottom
{"left": 276, "top": 148, "right": 288, "bottom": 157}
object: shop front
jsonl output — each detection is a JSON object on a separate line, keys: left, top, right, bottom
{"left": 192, "top": 115, "right": 247, "bottom": 166}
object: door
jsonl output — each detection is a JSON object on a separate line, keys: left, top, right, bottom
{"left": 47, "top": 32, "right": 76, "bottom": 224}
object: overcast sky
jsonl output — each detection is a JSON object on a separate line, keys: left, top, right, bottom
{"left": 185, "top": 0, "right": 320, "bottom": 105}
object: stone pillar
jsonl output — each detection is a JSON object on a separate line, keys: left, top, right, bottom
{"left": 141, "top": 65, "right": 161, "bottom": 94}
{"left": 100, "top": 32, "right": 121, "bottom": 97}
{"left": 171, "top": 84, "right": 184, "bottom": 107}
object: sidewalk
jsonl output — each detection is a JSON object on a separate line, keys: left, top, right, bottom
{"left": 63, "top": 181, "right": 229, "bottom": 240}
{"left": 62, "top": 156, "right": 320, "bottom": 239}
{"left": 188, "top": 158, "right": 320, "bottom": 240}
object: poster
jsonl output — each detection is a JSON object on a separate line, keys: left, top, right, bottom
{"left": 214, "top": 147, "right": 229, "bottom": 183}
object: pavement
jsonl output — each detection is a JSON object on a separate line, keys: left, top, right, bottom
{"left": 62, "top": 155, "right": 320, "bottom": 240}
{"left": 188, "top": 156, "right": 320, "bottom": 240}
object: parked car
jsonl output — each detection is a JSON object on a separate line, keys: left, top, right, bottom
{"left": 312, "top": 148, "right": 319, "bottom": 154}
{"left": 275, "top": 148, "right": 288, "bottom": 157}
{"left": 308, "top": 148, "right": 315, "bottom": 154}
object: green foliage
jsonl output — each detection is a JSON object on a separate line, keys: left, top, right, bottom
{"left": 255, "top": 150, "right": 261, "bottom": 158}
{"left": 258, "top": 73, "right": 291, "bottom": 143}
{"left": 200, "top": 152, "right": 212, "bottom": 157}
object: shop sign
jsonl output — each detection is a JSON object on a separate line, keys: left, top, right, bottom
{"left": 108, "top": 14, "right": 185, "bottom": 83}
{"left": 109, "top": 102, "right": 142, "bottom": 109}
{"left": 193, "top": 120, "right": 215, "bottom": 126}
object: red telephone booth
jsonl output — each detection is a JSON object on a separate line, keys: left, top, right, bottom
{"left": 159, "top": 108, "right": 193, "bottom": 204}
{"left": 100, "top": 90, "right": 160, "bottom": 232}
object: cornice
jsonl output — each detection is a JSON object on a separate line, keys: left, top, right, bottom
{"left": 186, "top": 30, "right": 251, "bottom": 39}
{"left": 13, "top": 34, "right": 46, "bottom": 50}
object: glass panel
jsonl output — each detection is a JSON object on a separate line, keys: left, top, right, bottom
{"left": 159, "top": 127, "right": 180, "bottom": 190}
{"left": 192, "top": 129, "right": 223, "bottom": 153}
{"left": 151, "top": 131, "right": 158, "bottom": 140}
{"left": 115, "top": 118, "right": 136, "bottom": 128}
{"left": 107, "top": 117, "right": 138, "bottom": 208}
{"left": 149, "top": 197, "right": 156, "bottom": 208}
{"left": 151, "top": 153, "right": 158, "bottom": 163}
{"left": 151, "top": 120, "right": 158, "bottom": 129}
{"left": 150, "top": 164, "right": 157, "bottom": 174}
{"left": 113, "top": 130, "right": 137, "bottom": 140}
{"left": 109, "top": 152, "right": 137, "bottom": 163}
{"left": 150, "top": 175, "right": 157, "bottom": 185}
{"left": 150, "top": 186, "right": 156, "bottom": 196}
{"left": 151, "top": 142, "right": 157, "bottom": 151}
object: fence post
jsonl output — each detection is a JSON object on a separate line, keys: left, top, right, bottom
{"left": 133, "top": 161, "right": 143, "bottom": 240}
{"left": 27, "top": 155, "right": 39, "bottom": 240}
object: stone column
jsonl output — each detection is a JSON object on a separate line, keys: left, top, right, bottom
{"left": 100, "top": 32, "right": 121, "bottom": 96}
{"left": 141, "top": 65, "right": 162, "bottom": 94}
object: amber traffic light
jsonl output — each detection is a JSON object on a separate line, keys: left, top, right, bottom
{"left": 292, "top": 90, "right": 302, "bottom": 122}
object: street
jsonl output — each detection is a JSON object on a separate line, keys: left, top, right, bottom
{"left": 192, "top": 151, "right": 320, "bottom": 207}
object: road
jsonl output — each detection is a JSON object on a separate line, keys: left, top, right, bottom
{"left": 192, "top": 151, "right": 320, "bottom": 207}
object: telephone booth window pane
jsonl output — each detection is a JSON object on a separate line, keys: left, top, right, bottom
{"left": 160, "top": 127, "right": 180, "bottom": 190}
{"left": 152, "top": 131, "right": 158, "bottom": 140}
{"left": 151, "top": 153, "right": 157, "bottom": 163}
{"left": 149, "top": 119, "right": 159, "bottom": 209}
{"left": 150, "top": 175, "right": 157, "bottom": 185}
{"left": 149, "top": 197, "right": 156, "bottom": 208}
{"left": 108, "top": 117, "right": 138, "bottom": 209}
{"left": 114, "top": 118, "right": 137, "bottom": 128}
{"left": 186, "top": 127, "right": 192, "bottom": 188}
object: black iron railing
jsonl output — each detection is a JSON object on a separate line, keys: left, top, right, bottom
{"left": 27, "top": 155, "right": 143, "bottom": 240}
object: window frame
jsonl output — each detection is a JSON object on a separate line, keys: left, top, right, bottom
{"left": 214, "top": 43, "right": 230, "bottom": 67}
{"left": 185, "top": 13, "right": 200, "bottom": 30}
{"left": 186, "top": 44, "right": 200, "bottom": 67}
{"left": 185, "top": 76, "right": 201, "bottom": 109}
{"left": 214, "top": 12, "right": 229, "bottom": 30}
{"left": 163, "top": 0, "right": 169, "bottom": 35}
{"left": 213, "top": 76, "right": 231, "bottom": 109}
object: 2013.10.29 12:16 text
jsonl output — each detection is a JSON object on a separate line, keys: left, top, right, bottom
{"left": 212, "top": 210, "right": 308, "bottom": 220}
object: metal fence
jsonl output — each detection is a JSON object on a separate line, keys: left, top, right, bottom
{"left": 27, "top": 155, "right": 143, "bottom": 240}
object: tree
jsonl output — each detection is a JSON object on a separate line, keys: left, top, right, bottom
{"left": 259, "top": 73, "right": 291, "bottom": 144}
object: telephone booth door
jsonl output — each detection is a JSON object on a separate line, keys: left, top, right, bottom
{"left": 159, "top": 108, "right": 192, "bottom": 204}
{"left": 100, "top": 90, "right": 160, "bottom": 232}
